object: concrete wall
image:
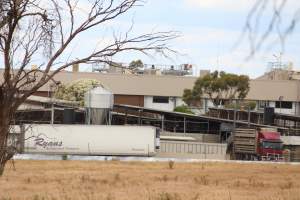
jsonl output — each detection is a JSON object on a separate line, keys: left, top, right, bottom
{"left": 144, "top": 96, "right": 176, "bottom": 111}
{"left": 175, "top": 98, "right": 186, "bottom": 107}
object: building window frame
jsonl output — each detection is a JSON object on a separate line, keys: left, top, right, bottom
{"left": 275, "top": 101, "right": 293, "bottom": 109}
{"left": 152, "top": 96, "right": 169, "bottom": 104}
{"left": 258, "top": 101, "right": 269, "bottom": 109}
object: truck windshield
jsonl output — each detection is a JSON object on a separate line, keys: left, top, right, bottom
{"left": 262, "top": 142, "right": 282, "bottom": 150}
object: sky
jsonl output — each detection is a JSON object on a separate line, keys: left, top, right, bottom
{"left": 73, "top": 0, "right": 300, "bottom": 78}
{"left": 3, "top": 0, "right": 300, "bottom": 79}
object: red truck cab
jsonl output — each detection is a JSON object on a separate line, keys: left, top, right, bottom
{"left": 257, "top": 131, "right": 284, "bottom": 161}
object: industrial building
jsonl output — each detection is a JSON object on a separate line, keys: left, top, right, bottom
{"left": 3, "top": 65, "right": 300, "bottom": 161}
{"left": 2, "top": 63, "right": 300, "bottom": 115}
{"left": 11, "top": 69, "right": 300, "bottom": 116}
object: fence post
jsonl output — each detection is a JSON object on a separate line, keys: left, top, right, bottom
{"left": 184, "top": 117, "right": 186, "bottom": 136}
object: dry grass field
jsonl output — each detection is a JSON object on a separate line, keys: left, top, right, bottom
{"left": 0, "top": 160, "right": 299, "bottom": 200}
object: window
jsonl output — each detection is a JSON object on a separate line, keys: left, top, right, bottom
{"left": 275, "top": 101, "right": 293, "bottom": 109}
{"left": 219, "top": 99, "right": 229, "bottom": 106}
{"left": 262, "top": 142, "right": 283, "bottom": 150}
{"left": 153, "top": 96, "right": 169, "bottom": 103}
{"left": 258, "top": 101, "right": 269, "bottom": 109}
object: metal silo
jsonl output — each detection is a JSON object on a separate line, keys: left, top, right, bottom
{"left": 84, "top": 86, "right": 114, "bottom": 125}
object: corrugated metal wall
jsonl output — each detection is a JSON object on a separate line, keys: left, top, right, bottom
{"left": 158, "top": 141, "right": 227, "bottom": 159}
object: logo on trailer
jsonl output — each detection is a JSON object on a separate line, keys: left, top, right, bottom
{"left": 32, "top": 134, "right": 63, "bottom": 149}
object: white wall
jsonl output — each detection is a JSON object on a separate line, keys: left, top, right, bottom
{"left": 268, "top": 101, "right": 297, "bottom": 115}
{"left": 144, "top": 96, "right": 299, "bottom": 116}
{"left": 204, "top": 99, "right": 215, "bottom": 110}
{"left": 144, "top": 96, "right": 176, "bottom": 111}
{"left": 175, "top": 98, "right": 186, "bottom": 107}
{"left": 203, "top": 99, "right": 298, "bottom": 116}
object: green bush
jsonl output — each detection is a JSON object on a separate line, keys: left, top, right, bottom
{"left": 54, "top": 79, "right": 102, "bottom": 106}
{"left": 245, "top": 101, "right": 256, "bottom": 110}
{"left": 224, "top": 101, "right": 256, "bottom": 111}
{"left": 62, "top": 154, "right": 68, "bottom": 160}
{"left": 173, "top": 105, "right": 194, "bottom": 114}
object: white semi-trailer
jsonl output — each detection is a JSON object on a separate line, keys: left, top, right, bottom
{"left": 14, "top": 125, "right": 160, "bottom": 156}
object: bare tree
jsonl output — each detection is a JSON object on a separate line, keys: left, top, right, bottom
{"left": 239, "top": 0, "right": 300, "bottom": 57}
{"left": 0, "top": 0, "right": 179, "bottom": 175}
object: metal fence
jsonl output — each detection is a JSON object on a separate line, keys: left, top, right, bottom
{"left": 160, "top": 141, "right": 227, "bottom": 155}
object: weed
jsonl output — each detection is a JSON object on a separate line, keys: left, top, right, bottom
{"left": 215, "top": 179, "right": 219, "bottom": 186}
{"left": 168, "top": 160, "right": 175, "bottom": 170}
{"left": 26, "top": 177, "right": 31, "bottom": 184}
{"left": 280, "top": 181, "right": 293, "bottom": 190}
{"left": 1, "top": 197, "right": 12, "bottom": 200}
{"left": 190, "top": 193, "right": 200, "bottom": 200}
{"left": 233, "top": 180, "right": 241, "bottom": 187}
{"left": 156, "top": 192, "right": 181, "bottom": 200}
{"left": 33, "top": 195, "right": 39, "bottom": 200}
{"left": 248, "top": 177, "right": 264, "bottom": 188}
{"left": 33, "top": 194, "right": 45, "bottom": 200}
{"left": 228, "top": 190, "right": 232, "bottom": 200}
{"left": 106, "top": 193, "right": 115, "bottom": 200}
{"left": 248, "top": 177, "right": 254, "bottom": 185}
{"left": 162, "top": 175, "right": 169, "bottom": 182}
{"left": 155, "top": 175, "right": 170, "bottom": 182}
{"left": 81, "top": 175, "right": 90, "bottom": 183}
{"left": 100, "top": 179, "right": 109, "bottom": 184}
{"left": 62, "top": 155, "right": 68, "bottom": 161}
{"left": 174, "top": 176, "right": 178, "bottom": 182}
{"left": 114, "top": 173, "right": 120, "bottom": 182}
{"left": 194, "top": 175, "right": 209, "bottom": 185}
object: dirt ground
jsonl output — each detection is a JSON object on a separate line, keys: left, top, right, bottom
{"left": 0, "top": 160, "right": 299, "bottom": 200}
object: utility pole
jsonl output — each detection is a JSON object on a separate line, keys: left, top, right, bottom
{"left": 233, "top": 99, "right": 237, "bottom": 131}
{"left": 279, "top": 96, "right": 284, "bottom": 126}
{"left": 247, "top": 107, "right": 251, "bottom": 127}
{"left": 50, "top": 84, "right": 55, "bottom": 124}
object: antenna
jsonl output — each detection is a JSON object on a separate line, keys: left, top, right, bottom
{"left": 268, "top": 52, "right": 290, "bottom": 71}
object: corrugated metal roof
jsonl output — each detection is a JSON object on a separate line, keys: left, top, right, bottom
{"left": 1, "top": 70, "right": 300, "bottom": 101}
{"left": 27, "top": 95, "right": 78, "bottom": 104}
{"left": 246, "top": 80, "right": 300, "bottom": 101}
{"left": 37, "top": 71, "right": 300, "bottom": 101}
{"left": 34, "top": 71, "right": 198, "bottom": 97}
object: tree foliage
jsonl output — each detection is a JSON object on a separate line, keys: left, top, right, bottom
{"left": 55, "top": 79, "right": 102, "bottom": 106}
{"left": 129, "top": 59, "right": 144, "bottom": 69}
{"left": 183, "top": 71, "right": 250, "bottom": 107}
{"left": 225, "top": 101, "right": 257, "bottom": 111}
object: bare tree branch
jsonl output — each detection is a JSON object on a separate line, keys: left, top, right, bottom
{"left": 236, "top": 0, "right": 300, "bottom": 58}
{"left": 0, "top": 0, "right": 179, "bottom": 174}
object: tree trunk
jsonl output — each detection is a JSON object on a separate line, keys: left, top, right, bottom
{"left": 0, "top": 120, "right": 11, "bottom": 176}
{"left": 0, "top": 97, "right": 15, "bottom": 176}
